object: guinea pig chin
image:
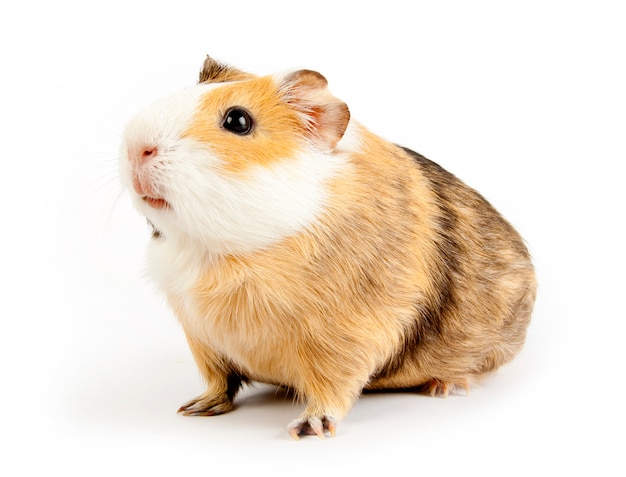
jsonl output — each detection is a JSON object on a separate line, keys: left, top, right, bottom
{"left": 131, "top": 172, "right": 170, "bottom": 210}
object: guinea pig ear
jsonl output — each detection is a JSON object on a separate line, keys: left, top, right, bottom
{"left": 199, "top": 55, "right": 254, "bottom": 83}
{"left": 278, "top": 70, "right": 350, "bottom": 150}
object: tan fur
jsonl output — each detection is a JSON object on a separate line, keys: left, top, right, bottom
{"left": 184, "top": 75, "right": 304, "bottom": 173}
{"left": 174, "top": 125, "right": 535, "bottom": 418}
{"left": 136, "top": 57, "right": 536, "bottom": 436}
{"left": 184, "top": 70, "right": 350, "bottom": 174}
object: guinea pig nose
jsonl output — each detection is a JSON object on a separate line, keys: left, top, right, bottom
{"left": 130, "top": 146, "right": 158, "bottom": 164}
{"left": 140, "top": 147, "right": 157, "bottom": 162}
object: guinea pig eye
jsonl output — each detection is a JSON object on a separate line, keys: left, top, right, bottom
{"left": 222, "top": 107, "right": 253, "bottom": 135}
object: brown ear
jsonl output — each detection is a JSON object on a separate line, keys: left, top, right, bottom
{"left": 279, "top": 69, "right": 350, "bottom": 150}
{"left": 199, "top": 55, "right": 254, "bottom": 84}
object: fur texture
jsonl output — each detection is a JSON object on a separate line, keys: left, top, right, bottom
{"left": 119, "top": 55, "right": 536, "bottom": 439}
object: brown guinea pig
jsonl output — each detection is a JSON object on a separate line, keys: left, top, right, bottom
{"left": 119, "top": 55, "right": 536, "bottom": 439}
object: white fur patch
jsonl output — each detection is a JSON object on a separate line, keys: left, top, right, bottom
{"left": 142, "top": 150, "right": 349, "bottom": 299}
{"left": 170, "top": 149, "right": 346, "bottom": 254}
{"left": 120, "top": 82, "right": 354, "bottom": 295}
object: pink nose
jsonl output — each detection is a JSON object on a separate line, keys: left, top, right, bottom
{"left": 139, "top": 147, "right": 157, "bottom": 163}
{"left": 130, "top": 146, "right": 158, "bottom": 165}
{"left": 142, "top": 147, "right": 157, "bottom": 160}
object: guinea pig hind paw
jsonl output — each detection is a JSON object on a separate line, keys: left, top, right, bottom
{"left": 427, "top": 378, "right": 472, "bottom": 398}
{"left": 287, "top": 415, "right": 337, "bottom": 440}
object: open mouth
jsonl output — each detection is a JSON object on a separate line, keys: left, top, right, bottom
{"left": 142, "top": 196, "right": 170, "bottom": 210}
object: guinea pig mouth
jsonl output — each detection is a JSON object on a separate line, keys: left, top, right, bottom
{"left": 142, "top": 195, "right": 170, "bottom": 210}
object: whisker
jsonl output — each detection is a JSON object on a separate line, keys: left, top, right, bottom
{"left": 77, "top": 155, "right": 134, "bottom": 237}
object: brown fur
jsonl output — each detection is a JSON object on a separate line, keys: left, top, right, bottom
{"left": 151, "top": 57, "right": 536, "bottom": 435}
{"left": 198, "top": 55, "right": 254, "bottom": 83}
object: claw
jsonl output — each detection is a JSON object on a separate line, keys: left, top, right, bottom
{"left": 428, "top": 379, "right": 449, "bottom": 397}
{"left": 308, "top": 417, "right": 325, "bottom": 439}
{"left": 326, "top": 418, "right": 337, "bottom": 437}
{"left": 288, "top": 427, "right": 301, "bottom": 441}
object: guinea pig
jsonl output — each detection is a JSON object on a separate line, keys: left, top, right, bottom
{"left": 119, "top": 55, "right": 536, "bottom": 439}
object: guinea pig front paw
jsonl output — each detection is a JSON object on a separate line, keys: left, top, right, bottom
{"left": 287, "top": 414, "right": 337, "bottom": 440}
{"left": 177, "top": 392, "right": 234, "bottom": 416}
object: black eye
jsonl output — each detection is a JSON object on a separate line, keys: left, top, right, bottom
{"left": 223, "top": 107, "right": 253, "bottom": 135}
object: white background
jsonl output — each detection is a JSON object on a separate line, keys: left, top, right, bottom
{"left": 2, "top": 1, "right": 624, "bottom": 475}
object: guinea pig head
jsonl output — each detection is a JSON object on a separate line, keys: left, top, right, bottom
{"left": 119, "top": 66, "right": 350, "bottom": 255}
